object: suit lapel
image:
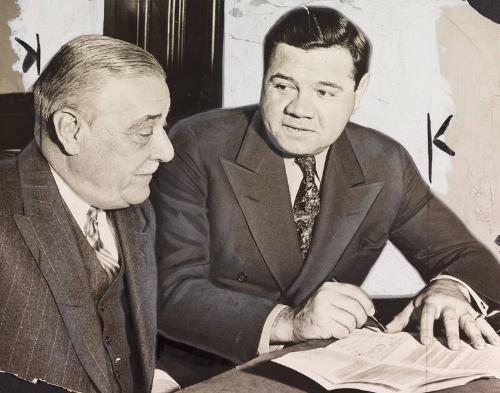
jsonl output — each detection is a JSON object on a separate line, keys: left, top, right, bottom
{"left": 112, "top": 206, "right": 155, "bottom": 389}
{"left": 285, "top": 130, "right": 383, "bottom": 307}
{"left": 13, "top": 142, "right": 113, "bottom": 393}
{"left": 220, "top": 111, "right": 303, "bottom": 291}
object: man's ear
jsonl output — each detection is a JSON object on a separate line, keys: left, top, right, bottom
{"left": 52, "top": 108, "right": 85, "bottom": 155}
{"left": 354, "top": 73, "right": 370, "bottom": 111}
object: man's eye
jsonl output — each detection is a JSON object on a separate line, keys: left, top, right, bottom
{"left": 317, "top": 89, "right": 336, "bottom": 98}
{"left": 136, "top": 128, "right": 153, "bottom": 140}
{"left": 273, "top": 83, "right": 294, "bottom": 92}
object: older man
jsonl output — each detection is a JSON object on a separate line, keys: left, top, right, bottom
{"left": 0, "top": 35, "right": 174, "bottom": 392}
{"left": 151, "top": 5, "right": 500, "bottom": 382}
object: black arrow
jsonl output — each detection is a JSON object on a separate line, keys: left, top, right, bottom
{"left": 15, "top": 33, "right": 41, "bottom": 75}
{"left": 427, "top": 113, "right": 455, "bottom": 183}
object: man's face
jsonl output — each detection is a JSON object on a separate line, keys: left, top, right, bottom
{"left": 260, "top": 43, "right": 367, "bottom": 156}
{"left": 70, "top": 75, "right": 173, "bottom": 209}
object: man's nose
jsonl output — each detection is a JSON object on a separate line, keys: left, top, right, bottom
{"left": 284, "top": 91, "right": 314, "bottom": 118}
{"left": 151, "top": 127, "right": 174, "bottom": 163}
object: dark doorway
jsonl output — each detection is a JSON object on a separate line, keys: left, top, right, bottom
{"left": 104, "top": 0, "right": 225, "bottom": 125}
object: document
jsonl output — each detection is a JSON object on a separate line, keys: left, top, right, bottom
{"left": 272, "top": 328, "right": 500, "bottom": 392}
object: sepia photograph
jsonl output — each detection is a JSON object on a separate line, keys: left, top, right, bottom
{"left": 0, "top": 1, "right": 499, "bottom": 392}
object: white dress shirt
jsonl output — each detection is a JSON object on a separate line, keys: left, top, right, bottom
{"left": 50, "top": 167, "right": 119, "bottom": 261}
{"left": 283, "top": 148, "right": 329, "bottom": 204}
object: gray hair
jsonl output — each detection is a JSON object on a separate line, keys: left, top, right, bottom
{"left": 33, "top": 34, "right": 166, "bottom": 135}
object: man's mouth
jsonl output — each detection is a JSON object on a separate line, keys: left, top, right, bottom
{"left": 136, "top": 164, "right": 160, "bottom": 176}
{"left": 282, "top": 124, "right": 314, "bottom": 133}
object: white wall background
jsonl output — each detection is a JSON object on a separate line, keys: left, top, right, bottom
{"left": 8, "top": 0, "right": 104, "bottom": 91}
{"left": 224, "top": 0, "right": 500, "bottom": 296}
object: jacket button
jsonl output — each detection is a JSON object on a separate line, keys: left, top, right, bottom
{"left": 105, "top": 336, "right": 112, "bottom": 345}
{"left": 237, "top": 272, "right": 247, "bottom": 282}
{"left": 99, "top": 304, "right": 105, "bottom": 312}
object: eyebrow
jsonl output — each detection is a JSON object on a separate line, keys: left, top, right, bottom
{"left": 317, "top": 81, "right": 344, "bottom": 91}
{"left": 269, "top": 73, "right": 297, "bottom": 84}
{"left": 270, "top": 73, "right": 344, "bottom": 92}
{"left": 127, "top": 114, "right": 163, "bottom": 131}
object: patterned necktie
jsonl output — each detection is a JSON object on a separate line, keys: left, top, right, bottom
{"left": 84, "top": 206, "right": 120, "bottom": 279}
{"left": 293, "top": 156, "right": 321, "bottom": 257}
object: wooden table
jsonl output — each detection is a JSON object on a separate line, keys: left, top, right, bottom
{"left": 176, "top": 299, "right": 500, "bottom": 393}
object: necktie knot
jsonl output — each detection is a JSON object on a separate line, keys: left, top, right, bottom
{"left": 294, "top": 156, "right": 317, "bottom": 182}
{"left": 84, "top": 206, "right": 102, "bottom": 249}
{"left": 87, "top": 206, "right": 99, "bottom": 221}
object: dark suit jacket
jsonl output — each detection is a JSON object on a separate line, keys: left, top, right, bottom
{"left": 151, "top": 105, "right": 500, "bottom": 365}
{"left": 0, "top": 141, "right": 158, "bottom": 393}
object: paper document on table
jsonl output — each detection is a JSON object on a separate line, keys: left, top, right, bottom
{"left": 272, "top": 328, "right": 500, "bottom": 393}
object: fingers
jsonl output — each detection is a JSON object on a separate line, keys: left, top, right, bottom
{"left": 475, "top": 317, "right": 500, "bottom": 347}
{"left": 442, "top": 307, "right": 460, "bottom": 350}
{"left": 327, "top": 315, "right": 352, "bottom": 339}
{"left": 420, "top": 303, "right": 438, "bottom": 345}
{"left": 330, "top": 295, "right": 368, "bottom": 328}
{"left": 460, "top": 314, "right": 486, "bottom": 350}
{"left": 386, "top": 301, "right": 414, "bottom": 333}
{"left": 329, "top": 306, "right": 358, "bottom": 333}
{"left": 441, "top": 309, "right": 500, "bottom": 350}
{"left": 317, "top": 282, "right": 372, "bottom": 328}
{"left": 292, "top": 283, "right": 371, "bottom": 341}
{"left": 335, "top": 283, "right": 375, "bottom": 316}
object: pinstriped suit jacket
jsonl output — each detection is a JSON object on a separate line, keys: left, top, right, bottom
{"left": 0, "top": 141, "right": 158, "bottom": 393}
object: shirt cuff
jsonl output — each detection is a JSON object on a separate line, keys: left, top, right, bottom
{"left": 257, "top": 304, "right": 289, "bottom": 355}
{"left": 432, "top": 274, "right": 491, "bottom": 316}
{"left": 152, "top": 368, "right": 180, "bottom": 393}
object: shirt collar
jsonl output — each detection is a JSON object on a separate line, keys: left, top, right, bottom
{"left": 49, "top": 166, "right": 92, "bottom": 231}
{"left": 283, "top": 147, "right": 330, "bottom": 181}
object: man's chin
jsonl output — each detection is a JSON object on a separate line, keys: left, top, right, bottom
{"left": 101, "top": 188, "right": 150, "bottom": 210}
{"left": 121, "top": 188, "right": 151, "bottom": 207}
{"left": 274, "top": 142, "right": 325, "bottom": 157}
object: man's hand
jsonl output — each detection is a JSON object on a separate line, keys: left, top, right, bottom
{"left": 271, "top": 282, "right": 375, "bottom": 343}
{"left": 386, "top": 279, "right": 500, "bottom": 350}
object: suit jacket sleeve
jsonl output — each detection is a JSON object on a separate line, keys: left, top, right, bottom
{"left": 389, "top": 145, "right": 500, "bottom": 305}
{"left": 151, "top": 122, "right": 276, "bottom": 364}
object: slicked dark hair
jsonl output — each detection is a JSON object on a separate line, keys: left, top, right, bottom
{"left": 34, "top": 34, "right": 166, "bottom": 138}
{"left": 263, "top": 6, "right": 371, "bottom": 88}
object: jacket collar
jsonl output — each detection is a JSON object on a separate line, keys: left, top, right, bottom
{"left": 221, "top": 111, "right": 382, "bottom": 301}
{"left": 13, "top": 141, "right": 155, "bottom": 392}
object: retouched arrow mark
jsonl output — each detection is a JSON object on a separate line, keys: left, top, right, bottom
{"left": 433, "top": 115, "right": 455, "bottom": 156}
{"left": 15, "top": 33, "right": 41, "bottom": 75}
{"left": 427, "top": 114, "right": 455, "bottom": 183}
{"left": 427, "top": 113, "right": 433, "bottom": 183}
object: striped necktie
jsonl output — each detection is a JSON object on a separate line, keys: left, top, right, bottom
{"left": 84, "top": 206, "right": 120, "bottom": 279}
{"left": 293, "top": 156, "right": 321, "bottom": 257}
